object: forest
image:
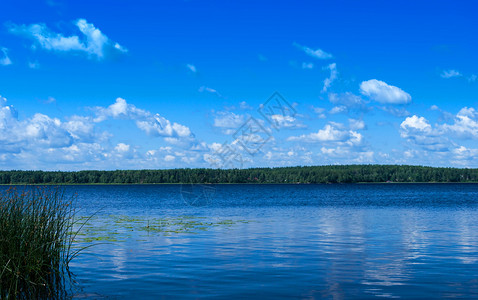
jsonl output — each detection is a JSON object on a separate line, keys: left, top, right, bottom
{"left": 0, "top": 165, "right": 477, "bottom": 184}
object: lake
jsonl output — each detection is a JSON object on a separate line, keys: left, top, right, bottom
{"left": 60, "top": 184, "right": 478, "bottom": 298}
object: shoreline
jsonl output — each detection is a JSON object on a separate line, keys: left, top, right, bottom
{"left": 1, "top": 182, "right": 478, "bottom": 186}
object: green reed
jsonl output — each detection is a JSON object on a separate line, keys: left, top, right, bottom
{"left": 0, "top": 187, "right": 79, "bottom": 299}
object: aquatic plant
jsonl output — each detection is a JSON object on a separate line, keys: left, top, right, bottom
{"left": 73, "top": 214, "right": 253, "bottom": 242}
{"left": 0, "top": 187, "right": 79, "bottom": 299}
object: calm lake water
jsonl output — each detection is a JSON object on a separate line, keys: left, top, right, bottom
{"left": 60, "top": 184, "right": 478, "bottom": 298}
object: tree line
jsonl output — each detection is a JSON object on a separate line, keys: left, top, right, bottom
{"left": 0, "top": 165, "right": 477, "bottom": 184}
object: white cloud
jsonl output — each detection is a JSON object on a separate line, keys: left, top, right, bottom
{"left": 401, "top": 115, "right": 432, "bottom": 133}
{"left": 164, "top": 154, "right": 176, "bottom": 162}
{"left": 27, "top": 114, "right": 73, "bottom": 147}
{"left": 94, "top": 97, "right": 139, "bottom": 121}
{"left": 270, "top": 114, "right": 306, "bottom": 129}
{"left": 0, "top": 96, "right": 77, "bottom": 152}
{"left": 329, "top": 106, "right": 347, "bottom": 114}
{"left": 0, "top": 95, "right": 214, "bottom": 170}
{"left": 287, "top": 123, "right": 362, "bottom": 146}
{"left": 63, "top": 115, "right": 98, "bottom": 141}
{"left": 360, "top": 79, "right": 411, "bottom": 104}
{"left": 468, "top": 74, "right": 477, "bottom": 82}
{"left": 0, "top": 48, "right": 12, "bottom": 66}
{"left": 94, "top": 97, "right": 194, "bottom": 141}
{"left": 440, "top": 69, "right": 462, "bottom": 79}
{"left": 322, "top": 63, "right": 337, "bottom": 92}
{"left": 112, "top": 143, "right": 137, "bottom": 160}
{"left": 293, "top": 42, "right": 333, "bottom": 59}
{"left": 400, "top": 115, "right": 448, "bottom": 151}
{"left": 442, "top": 107, "right": 478, "bottom": 139}
{"left": 452, "top": 146, "right": 478, "bottom": 162}
{"left": 186, "top": 64, "right": 197, "bottom": 73}
{"left": 8, "top": 19, "right": 127, "bottom": 60}
{"left": 400, "top": 108, "right": 478, "bottom": 156}
{"left": 285, "top": 122, "right": 373, "bottom": 165}
{"left": 115, "top": 143, "right": 130, "bottom": 153}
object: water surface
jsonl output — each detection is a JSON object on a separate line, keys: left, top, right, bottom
{"left": 59, "top": 184, "right": 478, "bottom": 298}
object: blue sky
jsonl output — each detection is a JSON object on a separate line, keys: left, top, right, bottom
{"left": 0, "top": 0, "right": 477, "bottom": 170}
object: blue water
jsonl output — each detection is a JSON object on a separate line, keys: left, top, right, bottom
{"left": 60, "top": 184, "right": 478, "bottom": 298}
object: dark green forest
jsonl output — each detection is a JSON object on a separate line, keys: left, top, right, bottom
{"left": 0, "top": 165, "right": 477, "bottom": 184}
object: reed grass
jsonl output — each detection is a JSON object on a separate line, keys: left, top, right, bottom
{"left": 0, "top": 186, "right": 78, "bottom": 299}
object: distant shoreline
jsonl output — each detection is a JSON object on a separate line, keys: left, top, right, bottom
{"left": 0, "top": 165, "right": 477, "bottom": 185}
{"left": 1, "top": 182, "right": 478, "bottom": 186}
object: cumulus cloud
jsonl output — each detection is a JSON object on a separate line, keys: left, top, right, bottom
{"left": 440, "top": 69, "right": 462, "bottom": 79}
{"left": 442, "top": 107, "right": 478, "bottom": 139}
{"left": 360, "top": 79, "right": 411, "bottom": 104}
{"left": 94, "top": 97, "right": 143, "bottom": 121}
{"left": 400, "top": 108, "right": 478, "bottom": 155}
{"left": 401, "top": 115, "right": 432, "bottom": 133}
{"left": 400, "top": 115, "right": 448, "bottom": 151}
{"left": 0, "top": 95, "right": 213, "bottom": 170}
{"left": 94, "top": 97, "right": 193, "bottom": 139}
{"left": 287, "top": 123, "right": 362, "bottom": 146}
{"left": 322, "top": 63, "right": 337, "bottom": 92}
{"left": 115, "top": 142, "right": 130, "bottom": 153}
{"left": 8, "top": 19, "right": 127, "bottom": 60}
{"left": 0, "top": 48, "right": 12, "bottom": 66}
{"left": 293, "top": 42, "right": 333, "bottom": 59}
{"left": 63, "top": 115, "right": 97, "bottom": 142}
{"left": 25, "top": 114, "right": 73, "bottom": 148}
{"left": 286, "top": 121, "right": 373, "bottom": 164}
{"left": 0, "top": 95, "right": 77, "bottom": 152}
{"left": 452, "top": 146, "right": 478, "bottom": 163}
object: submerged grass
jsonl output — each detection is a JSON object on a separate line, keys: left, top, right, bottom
{"left": 0, "top": 187, "right": 80, "bottom": 299}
